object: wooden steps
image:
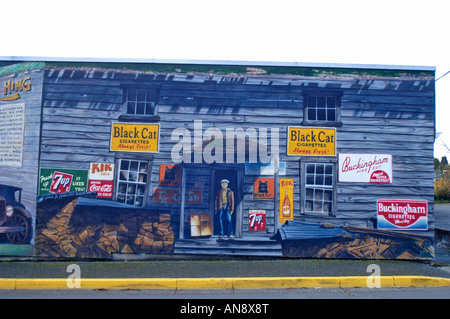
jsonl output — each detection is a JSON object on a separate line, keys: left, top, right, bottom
{"left": 174, "top": 237, "right": 282, "bottom": 257}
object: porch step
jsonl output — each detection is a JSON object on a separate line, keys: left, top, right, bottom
{"left": 173, "top": 237, "right": 283, "bottom": 257}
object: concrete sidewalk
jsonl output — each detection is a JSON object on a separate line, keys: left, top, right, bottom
{"left": 0, "top": 257, "right": 449, "bottom": 290}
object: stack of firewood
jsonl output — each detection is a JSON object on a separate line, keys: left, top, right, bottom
{"left": 281, "top": 226, "right": 433, "bottom": 260}
{"left": 35, "top": 198, "right": 174, "bottom": 259}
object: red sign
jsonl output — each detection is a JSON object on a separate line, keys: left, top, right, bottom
{"left": 253, "top": 178, "right": 274, "bottom": 199}
{"left": 50, "top": 171, "right": 73, "bottom": 193}
{"left": 153, "top": 188, "right": 202, "bottom": 204}
{"left": 377, "top": 199, "right": 428, "bottom": 230}
{"left": 249, "top": 210, "right": 266, "bottom": 231}
{"left": 88, "top": 180, "right": 114, "bottom": 198}
{"left": 159, "top": 164, "right": 182, "bottom": 186}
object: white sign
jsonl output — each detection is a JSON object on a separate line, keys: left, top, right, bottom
{"left": 0, "top": 103, "right": 25, "bottom": 167}
{"left": 88, "top": 163, "right": 115, "bottom": 181}
{"left": 338, "top": 153, "right": 392, "bottom": 183}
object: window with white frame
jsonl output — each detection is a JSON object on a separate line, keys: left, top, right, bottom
{"left": 116, "top": 159, "right": 149, "bottom": 207}
{"left": 303, "top": 91, "right": 341, "bottom": 123}
{"left": 125, "top": 88, "right": 158, "bottom": 116}
{"left": 304, "top": 163, "right": 334, "bottom": 214}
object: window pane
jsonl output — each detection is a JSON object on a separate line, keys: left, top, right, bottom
{"left": 327, "top": 109, "right": 336, "bottom": 121}
{"left": 315, "top": 174, "right": 324, "bottom": 185}
{"left": 121, "top": 160, "right": 130, "bottom": 170}
{"left": 138, "top": 173, "right": 147, "bottom": 183}
{"left": 323, "top": 201, "right": 330, "bottom": 213}
{"left": 136, "top": 102, "right": 145, "bottom": 114}
{"left": 325, "top": 175, "right": 333, "bottom": 186}
{"left": 127, "top": 184, "right": 136, "bottom": 194}
{"left": 314, "top": 201, "right": 323, "bottom": 212}
{"left": 130, "top": 161, "right": 139, "bottom": 171}
{"left": 308, "top": 108, "right": 316, "bottom": 121}
{"left": 135, "top": 196, "right": 144, "bottom": 207}
{"left": 126, "top": 196, "right": 134, "bottom": 205}
{"left": 118, "top": 183, "right": 127, "bottom": 194}
{"left": 317, "top": 108, "right": 326, "bottom": 121}
{"left": 325, "top": 164, "right": 333, "bottom": 175}
{"left": 117, "top": 194, "right": 126, "bottom": 203}
{"left": 317, "top": 96, "right": 326, "bottom": 107}
{"left": 146, "top": 102, "right": 155, "bottom": 115}
{"left": 305, "top": 200, "right": 313, "bottom": 211}
{"left": 314, "top": 189, "right": 323, "bottom": 201}
{"left": 127, "top": 102, "right": 136, "bottom": 114}
{"left": 306, "top": 164, "right": 315, "bottom": 174}
{"left": 306, "top": 188, "right": 314, "bottom": 200}
{"left": 326, "top": 96, "right": 336, "bottom": 107}
{"left": 324, "top": 190, "right": 332, "bottom": 201}
{"left": 306, "top": 174, "right": 315, "bottom": 185}
{"left": 316, "top": 164, "right": 324, "bottom": 174}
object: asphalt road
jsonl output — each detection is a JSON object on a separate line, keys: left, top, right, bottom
{"left": 1, "top": 287, "right": 450, "bottom": 299}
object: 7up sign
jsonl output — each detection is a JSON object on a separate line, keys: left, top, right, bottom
{"left": 39, "top": 168, "right": 88, "bottom": 195}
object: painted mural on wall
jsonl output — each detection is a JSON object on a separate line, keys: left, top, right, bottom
{"left": 0, "top": 63, "right": 45, "bottom": 256}
{"left": 0, "top": 61, "right": 437, "bottom": 260}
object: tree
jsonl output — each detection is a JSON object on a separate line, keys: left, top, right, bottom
{"left": 442, "top": 156, "right": 449, "bottom": 169}
{"left": 435, "top": 158, "right": 441, "bottom": 171}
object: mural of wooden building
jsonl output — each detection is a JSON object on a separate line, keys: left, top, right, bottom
{"left": 0, "top": 58, "right": 436, "bottom": 260}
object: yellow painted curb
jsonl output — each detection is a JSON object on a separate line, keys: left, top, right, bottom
{"left": 0, "top": 276, "right": 449, "bottom": 290}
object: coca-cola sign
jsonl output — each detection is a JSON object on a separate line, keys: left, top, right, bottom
{"left": 377, "top": 199, "right": 428, "bottom": 230}
{"left": 88, "top": 180, "right": 114, "bottom": 198}
{"left": 338, "top": 153, "right": 392, "bottom": 183}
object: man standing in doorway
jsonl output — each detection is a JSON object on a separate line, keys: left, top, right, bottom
{"left": 215, "top": 179, "right": 234, "bottom": 238}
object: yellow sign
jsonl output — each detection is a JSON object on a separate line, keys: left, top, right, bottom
{"left": 1, "top": 76, "right": 31, "bottom": 101}
{"left": 287, "top": 127, "right": 336, "bottom": 156}
{"left": 279, "top": 178, "right": 294, "bottom": 223}
{"left": 110, "top": 122, "right": 160, "bottom": 153}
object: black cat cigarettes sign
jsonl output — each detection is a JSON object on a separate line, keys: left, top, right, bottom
{"left": 253, "top": 177, "right": 274, "bottom": 199}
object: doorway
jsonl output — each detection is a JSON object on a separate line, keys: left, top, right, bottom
{"left": 210, "top": 167, "right": 243, "bottom": 238}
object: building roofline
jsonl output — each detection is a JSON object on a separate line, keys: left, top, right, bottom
{"left": 0, "top": 56, "right": 436, "bottom": 72}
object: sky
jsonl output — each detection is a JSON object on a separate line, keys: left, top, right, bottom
{"left": 1, "top": 0, "right": 449, "bottom": 159}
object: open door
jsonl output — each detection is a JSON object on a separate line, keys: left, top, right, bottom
{"left": 211, "top": 167, "right": 243, "bottom": 238}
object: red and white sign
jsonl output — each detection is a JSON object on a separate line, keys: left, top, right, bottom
{"left": 249, "top": 210, "right": 266, "bottom": 231}
{"left": 50, "top": 171, "right": 73, "bottom": 193}
{"left": 88, "top": 180, "right": 114, "bottom": 198}
{"left": 377, "top": 199, "right": 428, "bottom": 230}
{"left": 339, "top": 153, "right": 392, "bottom": 183}
{"left": 89, "top": 163, "right": 115, "bottom": 181}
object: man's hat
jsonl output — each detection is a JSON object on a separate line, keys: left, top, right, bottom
{"left": 220, "top": 179, "right": 230, "bottom": 184}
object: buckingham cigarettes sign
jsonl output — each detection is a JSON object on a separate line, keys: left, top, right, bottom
{"left": 338, "top": 153, "right": 392, "bottom": 183}
{"left": 377, "top": 199, "right": 428, "bottom": 230}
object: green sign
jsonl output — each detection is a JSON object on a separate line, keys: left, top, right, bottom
{"left": 39, "top": 168, "right": 88, "bottom": 195}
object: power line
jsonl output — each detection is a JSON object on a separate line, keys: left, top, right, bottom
{"left": 436, "top": 70, "right": 450, "bottom": 81}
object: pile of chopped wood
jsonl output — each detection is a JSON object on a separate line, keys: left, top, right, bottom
{"left": 35, "top": 198, "right": 174, "bottom": 258}
{"left": 281, "top": 225, "right": 434, "bottom": 260}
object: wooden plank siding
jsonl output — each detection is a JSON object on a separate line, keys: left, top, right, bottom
{"left": 38, "top": 65, "right": 435, "bottom": 244}
{"left": 0, "top": 64, "right": 45, "bottom": 233}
